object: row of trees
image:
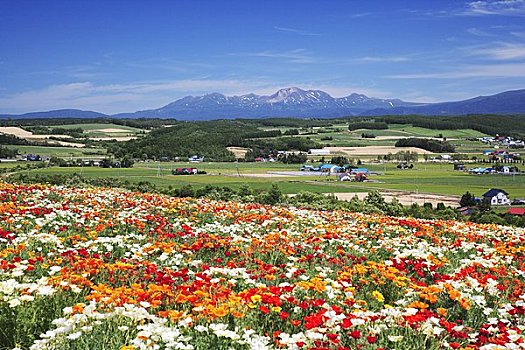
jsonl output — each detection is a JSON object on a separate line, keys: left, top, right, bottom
{"left": 348, "top": 121, "right": 388, "bottom": 131}
{"left": 377, "top": 151, "right": 419, "bottom": 162}
{"left": 377, "top": 115, "right": 525, "bottom": 140}
{"left": 24, "top": 126, "right": 84, "bottom": 137}
{"left": 395, "top": 138, "right": 455, "bottom": 153}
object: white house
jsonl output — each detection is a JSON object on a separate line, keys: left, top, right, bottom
{"left": 482, "top": 189, "right": 510, "bottom": 206}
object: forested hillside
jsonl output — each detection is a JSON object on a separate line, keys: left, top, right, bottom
{"left": 108, "top": 120, "right": 319, "bottom": 161}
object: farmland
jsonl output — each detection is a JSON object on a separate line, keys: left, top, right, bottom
{"left": 1, "top": 182, "right": 525, "bottom": 349}
{"left": 1, "top": 116, "right": 525, "bottom": 203}
{"left": 11, "top": 161, "right": 525, "bottom": 202}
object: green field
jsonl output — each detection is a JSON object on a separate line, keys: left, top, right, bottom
{"left": 54, "top": 123, "right": 145, "bottom": 138}
{"left": 15, "top": 161, "right": 525, "bottom": 199}
{"left": 385, "top": 124, "right": 488, "bottom": 138}
{"left": 298, "top": 123, "right": 489, "bottom": 149}
{"left": 4, "top": 145, "right": 106, "bottom": 158}
{"left": 6, "top": 119, "right": 523, "bottom": 200}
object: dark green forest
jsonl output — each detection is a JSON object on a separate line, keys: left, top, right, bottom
{"left": 376, "top": 115, "right": 525, "bottom": 139}
{"left": 394, "top": 138, "right": 456, "bottom": 153}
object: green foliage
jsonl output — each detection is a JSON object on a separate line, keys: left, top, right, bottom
{"left": 395, "top": 138, "right": 455, "bottom": 153}
{"left": 258, "top": 184, "right": 283, "bottom": 205}
{"left": 0, "top": 145, "right": 18, "bottom": 158}
{"left": 25, "top": 126, "right": 84, "bottom": 137}
{"left": 0, "top": 117, "right": 177, "bottom": 130}
{"left": 111, "top": 120, "right": 317, "bottom": 162}
{"left": 0, "top": 134, "right": 30, "bottom": 146}
{"left": 330, "top": 156, "right": 349, "bottom": 165}
{"left": 365, "top": 190, "right": 389, "bottom": 213}
{"left": 283, "top": 128, "right": 299, "bottom": 135}
{"left": 378, "top": 115, "right": 525, "bottom": 139}
{"left": 250, "top": 117, "right": 333, "bottom": 128}
{"left": 348, "top": 121, "right": 388, "bottom": 131}
{"left": 459, "top": 191, "right": 477, "bottom": 207}
{"left": 278, "top": 152, "right": 308, "bottom": 164}
{"left": 380, "top": 151, "right": 418, "bottom": 162}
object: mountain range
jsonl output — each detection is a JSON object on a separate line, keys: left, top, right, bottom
{"left": 2, "top": 87, "right": 525, "bottom": 120}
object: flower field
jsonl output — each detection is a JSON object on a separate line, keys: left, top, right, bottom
{"left": 1, "top": 183, "right": 525, "bottom": 350}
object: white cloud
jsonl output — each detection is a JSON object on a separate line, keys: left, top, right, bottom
{"left": 468, "top": 42, "right": 525, "bottom": 60}
{"left": 355, "top": 56, "right": 411, "bottom": 63}
{"left": 230, "top": 49, "right": 320, "bottom": 64}
{"left": 466, "top": 27, "right": 493, "bottom": 36}
{"left": 0, "top": 80, "right": 268, "bottom": 114}
{"left": 466, "top": 0, "right": 525, "bottom": 16}
{"left": 0, "top": 79, "right": 396, "bottom": 114}
{"left": 511, "top": 31, "right": 525, "bottom": 38}
{"left": 274, "top": 26, "right": 320, "bottom": 36}
{"left": 387, "top": 62, "right": 525, "bottom": 79}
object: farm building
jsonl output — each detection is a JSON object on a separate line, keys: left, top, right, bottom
{"left": 482, "top": 189, "right": 510, "bottom": 206}
{"left": 172, "top": 167, "right": 198, "bottom": 175}
{"left": 319, "top": 164, "right": 344, "bottom": 174}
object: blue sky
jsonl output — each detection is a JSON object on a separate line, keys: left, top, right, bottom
{"left": 1, "top": 0, "right": 525, "bottom": 114}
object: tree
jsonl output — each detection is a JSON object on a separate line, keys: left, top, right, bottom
{"left": 459, "top": 191, "right": 477, "bottom": 207}
{"left": 120, "top": 157, "right": 134, "bottom": 168}
{"left": 364, "top": 191, "right": 389, "bottom": 213}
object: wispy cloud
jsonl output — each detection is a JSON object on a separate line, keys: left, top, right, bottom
{"left": 387, "top": 62, "right": 525, "bottom": 79}
{"left": 467, "top": 42, "right": 525, "bottom": 60}
{"left": 466, "top": 0, "right": 525, "bottom": 16}
{"left": 0, "top": 80, "right": 268, "bottom": 114}
{"left": 355, "top": 56, "right": 411, "bottom": 63}
{"left": 511, "top": 31, "right": 525, "bottom": 38}
{"left": 274, "top": 26, "right": 320, "bottom": 36}
{"left": 348, "top": 12, "right": 373, "bottom": 19}
{"left": 0, "top": 79, "right": 396, "bottom": 114}
{"left": 231, "top": 49, "right": 319, "bottom": 64}
{"left": 126, "top": 58, "right": 215, "bottom": 73}
{"left": 467, "top": 27, "right": 493, "bottom": 36}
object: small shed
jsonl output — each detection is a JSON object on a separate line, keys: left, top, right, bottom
{"left": 482, "top": 188, "right": 510, "bottom": 206}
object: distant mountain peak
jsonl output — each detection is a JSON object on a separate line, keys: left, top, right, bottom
{"left": 2, "top": 87, "right": 524, "bottom": 121}
{"left": 267, "top": 87, "right": 308, "bottom": 103}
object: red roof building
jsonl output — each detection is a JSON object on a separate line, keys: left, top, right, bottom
{"left": 507, "top": 208, "right": 525, "bottom": 216}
